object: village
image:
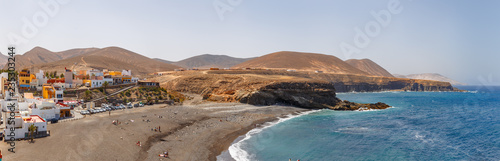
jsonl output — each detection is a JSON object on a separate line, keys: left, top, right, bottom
{"left": 0, "top": 68, "right": 162, "bottom": 141}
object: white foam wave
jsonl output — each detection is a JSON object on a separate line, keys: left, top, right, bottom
{"left": 355, "top": 106, "right": 396, "bottom": 112}
{"left": 228, "top": 109, "right": 320, "bottom": 161}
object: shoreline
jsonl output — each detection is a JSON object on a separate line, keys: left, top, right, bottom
{"left": 212, "top": 110, "right": 314, "bottom": 161}
{"left": 0, "top": 102, "right": 307, "bottom": 161}
{"left": 208, "top": 116, "right": 278, "bottom": 160}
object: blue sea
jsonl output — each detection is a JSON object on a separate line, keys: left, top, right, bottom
{"left": 222, "top": 86, "right": 500, "bottom": 161}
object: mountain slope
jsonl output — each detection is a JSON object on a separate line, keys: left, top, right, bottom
{"left": 153, "top": 58, "right": 174, "bottom": 64}
{"left": 395, "top": 73, "right": 466, "bottom": 86}
{"left": 345, "top": 59, "right": 394, "bottom": 77}
{"left": 0, "top": 52, "right": 7, "bottom": 68}
{"left": 6, "top": 47, "right": 98, "bottom": 70}
{"left": 32, "top": 47, "right": 181, "bottom": 75}
{"left": 172, "top": 54, "right": 254, "bottom": 69}
{"left": 232, "top": 51, "right": 369, "bottom": 75}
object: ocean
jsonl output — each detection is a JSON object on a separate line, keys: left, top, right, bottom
{"left": 221, "top": 86, "right": 500, "bottom": 161}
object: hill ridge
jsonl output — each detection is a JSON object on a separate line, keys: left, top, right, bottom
{"left": 345, "top": 58, "right": 394, "bottom": 77}
{"left": 232, "top": 51, "right": 369, "bottom": 75}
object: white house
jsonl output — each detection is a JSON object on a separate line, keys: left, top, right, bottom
{"left": 122, "top": 70, "right": 132, "bottom": 76}
{"left": 131, "top": 77, "right": 139, "bottom": 83}
{"left": 103, "top": 78, "right": 113, "bottom": 85}
{"left": 35, "top": 70, "right": 48, "bottom": 91}
{"left": 26, "top": 99, "right": 60, "bottom": 121}
{"left": 3, "top": 114, "right": 48, "bottom": 140}
{"left": 87, "top": 69, "right": 103, "bottom": 77}
{"left": 90, "top": 80, "right": 105, "bottom": 88}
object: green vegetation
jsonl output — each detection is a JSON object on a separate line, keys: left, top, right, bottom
{"left": 102, "top": 81, "right": 109, "bottom": 95}
{"left": 28, "top": 124, "right": 36, "bottom": 142}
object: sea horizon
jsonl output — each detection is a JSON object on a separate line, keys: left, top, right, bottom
{"left": 221, "top": 85, "right": 500, "bottom": 161}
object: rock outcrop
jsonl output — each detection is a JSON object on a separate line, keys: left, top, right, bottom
{"left": 240, "top": 82, "right": 341, "bottom": 109}
{"left": 333, "top": 100, "right": 390, "bottom": 111}
{"left": 158, "top": 72, "right": 392, "bottom": 110}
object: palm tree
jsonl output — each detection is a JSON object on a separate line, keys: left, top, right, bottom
{"left": 28, "top": 124, "right": 36, "bottom": 143}
{"left": 102, "top": 81, "right": 109, "bottom": 95}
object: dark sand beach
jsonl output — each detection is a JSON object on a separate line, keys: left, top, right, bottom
{"left": 0, "top": 101, "right": 306, "bottom": 161}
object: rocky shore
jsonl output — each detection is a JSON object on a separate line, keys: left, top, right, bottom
{"left": 159, "top": 72, "right": 393, "bottom": 110}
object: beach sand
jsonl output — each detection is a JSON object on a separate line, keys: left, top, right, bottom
{"left": 0, "top": 102, "right": 306, "bottom": 161}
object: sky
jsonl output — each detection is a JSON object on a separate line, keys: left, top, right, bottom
{"left": 0, "top": 0, "right": 499, "bottom": 85}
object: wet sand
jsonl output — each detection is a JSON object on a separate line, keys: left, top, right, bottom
{"left": 0, "top": 102, "right": 306, "bottom": 161}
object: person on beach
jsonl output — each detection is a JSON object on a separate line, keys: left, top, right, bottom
{"left": 159, "top": 126, "right": 161, "bottom": 132}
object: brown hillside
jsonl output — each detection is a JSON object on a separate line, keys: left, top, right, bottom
{"left": 0, "top": 52, "right": 7, "bottom": 68}
{"left": 5, "top": 47, "right": 98, "bottom": 70}
{"left": 173, "top": 54, "right": 254, "bottom": 69}
{"left": 31, "top": 47, "right": 181, "bottom": 75}
{"left": 232, "top": 51, "right": 369, "bottom": 75}
{"left": 345, "top": 59, "right": 394, "bottom": 77}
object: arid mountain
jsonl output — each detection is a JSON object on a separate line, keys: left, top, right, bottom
{"left": 345, "top": 59, "right": 394, "bottom": 77}
{"left": 153, "top": 58, "right": 174, "bottom": 64}
{"left": 395, "top": 73, "right": 466, "bottom": 86}
{"left": 0, "top": 52, "right": 7, "bottom": 68}
{"left": 232, "top": 51, "right": 369, "bottom": 75}
{"left": 31, "top": 47, "right": 181, "bottom": 75}
{"left": 170, "top": 54, "right": 254, "bottom": 69}
{"left": 6, "top": 47, "right": 98, "bottom": 70}
{"left": 57, "top": 48, "right": 99, "bottom": 59}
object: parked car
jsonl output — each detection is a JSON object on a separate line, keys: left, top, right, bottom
{"left": 134, "top": 103, "right": 139, "bottom": 107}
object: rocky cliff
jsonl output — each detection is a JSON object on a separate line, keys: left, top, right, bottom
{"left": 207, "top": 70, "right": 461, "bottom": 92}
{"left": 158, "top": 72, "right": 390, "bottom": 110}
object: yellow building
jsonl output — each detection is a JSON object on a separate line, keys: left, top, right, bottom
{"left": 122, "top": 76, "right": 131, "bottom": 83}
{"left": 108, "top": 71, "right": 122, "bottom": 76}
{"left": 42, "top": 85, "right": 56, "bottom": 99}
{"left": 82, "top": 80, "right": 92, "bottom": 87}
{"left": 19, "top": 69, "right": 31, "bottom": 90}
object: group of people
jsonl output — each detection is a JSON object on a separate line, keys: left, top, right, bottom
{"left": 159, "top": 151, "right": 169, "bottom": 158}
{"left": 112, "top": 120, "right": 121, "bottom": 125}
{"left": 151, "top": 126, "right": 161, "bottom": 132}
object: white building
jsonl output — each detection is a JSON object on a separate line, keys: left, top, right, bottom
{"left": 3, "top": 114, "right": 48, "bottom": 140}
{"left": 122, "top": 70, "right": 132, "bottom": 76}
{"left": 87, "top": 69, "right": 103, "bottom": 77}
{"left": 53, "top": 84, "right": 64, "bottom": 103}
{"left": 35, "top": 70, "right": 48, "bottom": 91}
{"left": 103, "top": 78, "right": 114, "bottom": 85}
{"left": 25, "top": 99, "right": 60, "bottom": 121}
{"left": 64, "top": 69, "right": 74, "bottom": 88}
{"left": 131, "top": 77, "right": 139, "bottom": 83}
{"left": 90, "top": 80, "right": 105, "bottom": 88}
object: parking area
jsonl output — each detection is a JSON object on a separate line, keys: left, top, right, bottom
{"left": 78, "top": 102, "right": 146, "bottom": 116}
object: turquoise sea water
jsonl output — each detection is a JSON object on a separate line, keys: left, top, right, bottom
{"left": 227, "top": 86, "right": 500, "bottom": 161}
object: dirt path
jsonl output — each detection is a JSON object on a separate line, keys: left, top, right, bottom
{"left": 81, "top": 56, "right": 88, "bottom": 67}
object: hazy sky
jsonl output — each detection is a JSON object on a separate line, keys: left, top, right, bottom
{"left": 0, "top": 0, "right": 499, "bottom": 85}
